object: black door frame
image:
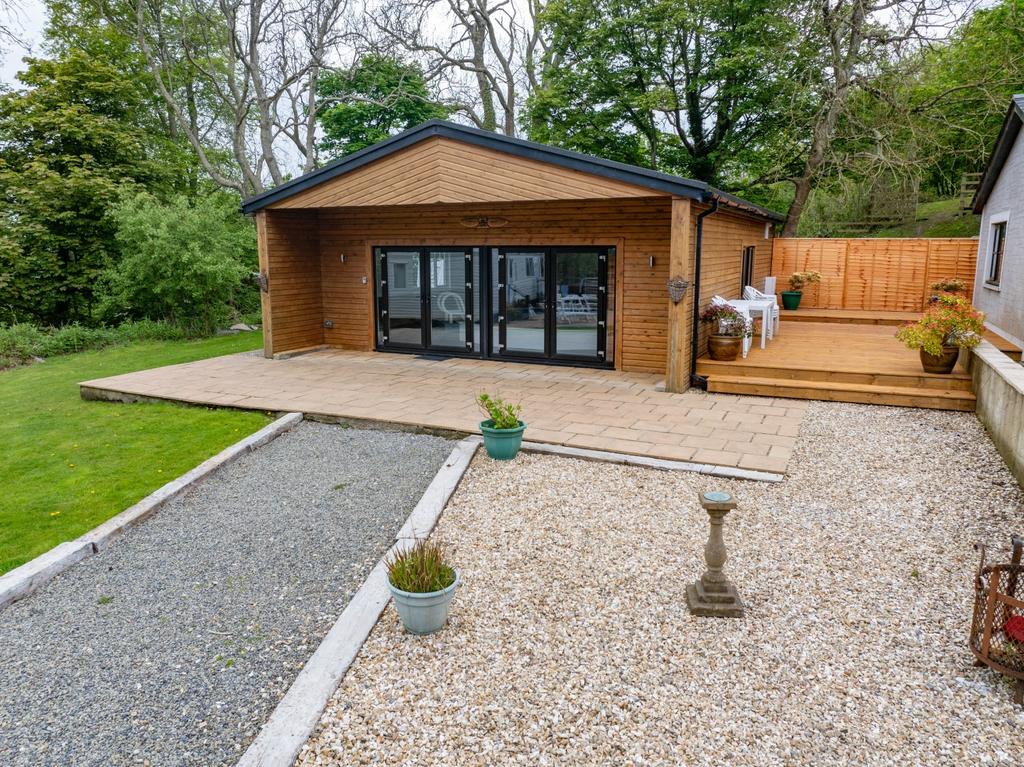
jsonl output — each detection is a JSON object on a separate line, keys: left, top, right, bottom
{"left": 373, "top": 244, "right": 614, "bottom": 368}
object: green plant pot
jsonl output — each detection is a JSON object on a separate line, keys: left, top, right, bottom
{"left": 780, "top": 291, "right": 802, "bottom": 310}
{"left": 480, "top": 420, "right": 527, "bottom": 460}
{"left": 388, "top": 570, "right": 460, "bottom": 635}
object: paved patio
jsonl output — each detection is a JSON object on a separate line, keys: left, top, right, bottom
{"left": 81, "top": 350, "right": 806, "bottom": 474}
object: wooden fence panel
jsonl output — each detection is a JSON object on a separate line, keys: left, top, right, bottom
{"left": 771, "top": 237, "right": 978, "bottom": 311}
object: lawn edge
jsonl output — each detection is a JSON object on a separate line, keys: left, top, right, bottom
{"left": 0, "top": 411, "right": 303, "bottom": 613}
{"left": 236, "top": 436, "right": 479, "bottom": 767}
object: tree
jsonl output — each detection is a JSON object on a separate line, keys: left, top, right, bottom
{"left": 778, "top": 0, "right": 978, "bottom": 236}
{"left": 370, "top": 0, "right": 545, "bottom": 135}
{"left": 317, "top": 54, "right": 449, "bottom": 157}
{"left": 525, "top": 0, "right": 804, "bottom": 184}
{"left": 122, "top": 0, "right": 353, "bottom": 195}
{"left": 100, "top": 191, "right": 257, "bottom": 333}
{"left": 0, "top": 51, "right": 175, "bottom": 324}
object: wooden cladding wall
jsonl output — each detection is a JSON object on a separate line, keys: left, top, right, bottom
{"left": 261, "top": 210, "right": 324, "bottom": 355}
{"left": 771, "top": 238, "right": 978, "bottom": 311}
{"left": 270, "top": 137, "right": 656, "bottom": 209}
{"left": 696, "top": 209, "right": 772, "bottom": 361}
{"left": 316, "top": 198, "right": 672, "bottom": 373}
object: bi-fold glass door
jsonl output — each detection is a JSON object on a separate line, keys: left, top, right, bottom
{"left": 375, "top": 247, "right": 478, "bottom": 353}
{"left": 495, "top": 247, "right": 609, "bottom": 363}
{"left": 374, "top": 244, "right": 610, "bottom": 365}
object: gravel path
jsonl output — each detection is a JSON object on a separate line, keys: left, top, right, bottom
{"left": 0, "top": 422, "right": 453, "bottom": 767}
{"left": 299, "top": 402, "right": 1024, "bottom": 767}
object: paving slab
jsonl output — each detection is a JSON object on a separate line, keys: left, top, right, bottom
{"left": 81, "top": 349, "right": 805, "bottom": 474}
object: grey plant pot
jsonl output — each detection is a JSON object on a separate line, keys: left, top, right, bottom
{"left": 387, "top": 570, "right": 460, "bottom": 635}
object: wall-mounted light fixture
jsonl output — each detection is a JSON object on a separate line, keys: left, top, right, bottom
{"left": 252, "top": 271, "right": 268, "bottom": 293}
{"left": 339, "top": 253, "right": 346, "bottom": 263}
{"left": 649, "top": 256, "right": 656, "bottom": 268}
{"left": 460, "top": 216, "right": 510, "bottom": 229}
{"left": 764, "top": 223, "right": 772, "bottom": 240}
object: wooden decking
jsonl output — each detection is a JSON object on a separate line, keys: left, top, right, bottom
{"left": 696, "top": 311, "right": 1017, "bottom": 411}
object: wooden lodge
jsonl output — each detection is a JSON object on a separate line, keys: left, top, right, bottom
{"left": 242, "top": 120, "right": 781, "bottom": 393}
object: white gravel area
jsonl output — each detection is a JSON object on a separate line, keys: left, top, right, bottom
{"left": 298, "top": 401, "right": 1024, "bottom": 767}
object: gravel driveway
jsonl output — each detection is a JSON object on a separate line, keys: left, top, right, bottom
{"left": 0, "top": 422, "right": 453, "bottom": 767}
{"left": 299, "top": 402, "right": 1024, "bottom": 767}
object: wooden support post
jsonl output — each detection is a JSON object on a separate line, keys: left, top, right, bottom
{"left": 254, "top": 211, "right": 274, "bottom": 359}
{"left": 666, "top": 197, "right": 692, "bottom": 393}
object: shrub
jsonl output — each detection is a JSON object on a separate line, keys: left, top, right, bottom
{"left": 895, "top": 294, "right": 984, "bottom": 356}
{"left": 386, "top": 540, "right": 456, "bottom": 593}
{"left": 929, "top": 277, "right": 967, "bottom": 294}
{"left": 788, "top": 271, "right": 822, "bottom": 291}
{"left": 0, "top": 320, "right": 192, "bottom": 368}
{"left": 477, "top": 392, "right": 523, "bottom": 429}
{"left": 100, "top": 191, "right": 258, "bottom": 335}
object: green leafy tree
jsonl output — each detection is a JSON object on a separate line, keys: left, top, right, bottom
{"left": 317, "top": 55, "right": 449, "bottom": 158}
{"left": 526, "top": 0, "right": 803, "bottom": 183}
{"left": 0, "top": 51, "right": 175, "bottom": 325}
{"left": 100, "top": 192, "right": 258, "bottom": 334}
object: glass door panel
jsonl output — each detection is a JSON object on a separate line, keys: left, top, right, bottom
{"left": 499, "top": 250, "right": 547, "bottom": 356}
{"left": 553, "top": 249, "right": 606, "bottom": 361}
{"left": 376, "top": 249, "right": 424, "bottom": 348}
{"left": 427, "top": 249, "right": 472, "bottom": 351}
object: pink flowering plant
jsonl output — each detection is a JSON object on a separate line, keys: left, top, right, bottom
{"left": 700, "top": 303, "right": 752, "bottom": 338}
{"left": 895, "top": 294, "right": 984, "bottom": 356}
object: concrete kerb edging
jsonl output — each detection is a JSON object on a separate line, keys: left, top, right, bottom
{"left": 0, "top": 412, "right": 304, "bottom": 613}
{"left": 236, "top": 437, "right": 479, "bottom": 767}
{"left": 511, "top": 438, "right": 785, "bottom": 483}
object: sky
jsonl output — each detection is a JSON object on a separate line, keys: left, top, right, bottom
{"left": 1, "top": 0, "right": 47, "bottom": 86}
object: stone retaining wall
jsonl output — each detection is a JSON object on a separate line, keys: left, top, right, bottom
{"left": 967, "top": 340, "right": 1024, "bottom": 486}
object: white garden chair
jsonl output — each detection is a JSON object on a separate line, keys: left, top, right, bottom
{"left": 438, "top": 292, "right": 465, "bottom": 323}
{"left": 743, "top": 285, "right": 780, "bottom": 338}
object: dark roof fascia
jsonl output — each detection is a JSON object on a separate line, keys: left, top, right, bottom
{"left": 241, "top": 119, "right": 785, "bottom": 221}
{"left": 972, "top": 94, "right": 1024, "bottom": 214}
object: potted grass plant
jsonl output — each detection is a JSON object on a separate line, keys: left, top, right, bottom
{"left": 700, "top": 303, "right": 751, "bottom": 361}
{"left": 478, "top": 392, "right": 526, "bottom": 460}
{"left": 386, "top": 539, "right": 459, "bottom": 635}
{"left": 780, "top": 271, "right": 822, "bottom": 310}
{"left": 895, "top": 293, "right": 984, "bottom": 374}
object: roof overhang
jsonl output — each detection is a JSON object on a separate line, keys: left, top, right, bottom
{"left": 972, "top": 95, "right": 1024, "bottom": 214}
{"left": 240, "top": 120, "right": 784, "bottom": 222}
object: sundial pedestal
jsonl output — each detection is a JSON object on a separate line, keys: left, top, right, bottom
{"left": 686, "top": 490, "right": 744, "bottom": 618}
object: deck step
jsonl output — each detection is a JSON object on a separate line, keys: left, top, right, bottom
{"left": 695, "top": 360, "right": 973, "bottom": 391}
{"left": 705, "top": 374, "right": 977, "bottom": 411}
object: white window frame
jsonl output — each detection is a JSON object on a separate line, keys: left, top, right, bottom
{"left": 985, "top": 211, "right": 1009, "bottom": 289}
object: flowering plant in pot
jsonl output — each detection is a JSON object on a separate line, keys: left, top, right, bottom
{"left": 700, "top": 303, "right": 751, "bottom": 361}
{"left": 895, "top": 294, "right": 984, "bottom": 373}
{"left": 386, "top": 540, "right": 459, "bottom": 635}
{"left": 781, "top": 271, "right": 821, "bottom": 310}
{"left": 477, "top": 393, "right": 526, "bottom": 460}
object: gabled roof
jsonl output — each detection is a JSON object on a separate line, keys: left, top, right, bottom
{"left": 240, "top": 120, "right": 784, "bottom": 221}
{"left": 972, "top": 95, "right": 1024, "bottom": 214}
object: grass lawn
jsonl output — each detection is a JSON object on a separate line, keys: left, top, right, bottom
{"left": 0, "top": 332, "right": 272, "bottom": 574}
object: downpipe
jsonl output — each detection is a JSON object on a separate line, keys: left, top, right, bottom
{"left": 689, "top": 197, "right": 721, "bottom": 389}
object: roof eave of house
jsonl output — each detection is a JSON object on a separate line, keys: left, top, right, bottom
{"left": 239, "top": 120, "right": 785, "bottom": 222}
{"left": 972, "top": 94, "right": 1024, "bottom": 214}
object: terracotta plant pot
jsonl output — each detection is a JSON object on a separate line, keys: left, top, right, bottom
{"left": 781, "top": 291, "right": 802, "bottom": 310}
{"left": 919, "top": 345, "right": 959, "bottom": 374}
{"left": 708, "top": 334, "right": 742, "bottom": 361}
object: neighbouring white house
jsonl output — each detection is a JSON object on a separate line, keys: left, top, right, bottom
{"left": 972, "top": 94, "right": 1024, "bottom": 349}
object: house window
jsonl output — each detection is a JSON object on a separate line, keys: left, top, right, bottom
{"left": 393, "top": 262, "right": 408, "bottom": 289}
{"left": 987, "top": 217, "right": 1007, "bottom": 286}
{"left": 740, "top": 246, "right": 755, "bottom": 291}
